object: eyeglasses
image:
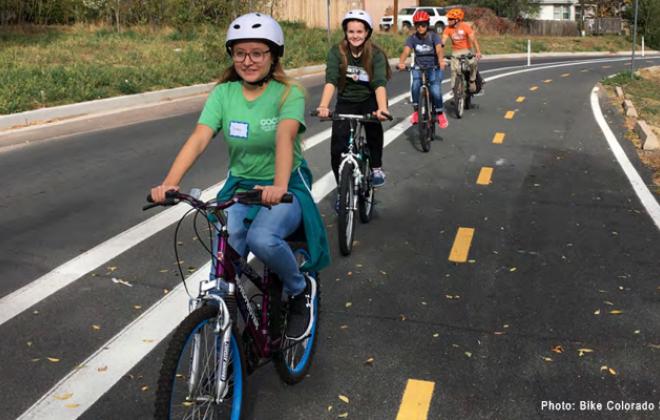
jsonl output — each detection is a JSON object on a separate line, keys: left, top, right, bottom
{"left": 231, "top": 49, "right": 271, "bottom": 63}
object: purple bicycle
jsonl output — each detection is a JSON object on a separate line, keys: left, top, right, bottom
{"left": 146, "top": 189, "right": 320, "bottom": 419}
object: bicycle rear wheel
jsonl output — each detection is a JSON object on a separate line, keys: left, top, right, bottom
{"left": 358, "top": 156, "right": 374, "bottom": 223}
{"left": 337, "top": 163, "right": 356, "bottom": 256}
{"left": 155, "top": 304, "right": 246, "bottom": 420}
{"left": 453, "top": 77, "right": 465, "bottom": 119}
{"left": 418, "top": 88, "right": 431, "bottom": 152}
{"left": 271, "top": 269, "right": 321, "bottom": 384}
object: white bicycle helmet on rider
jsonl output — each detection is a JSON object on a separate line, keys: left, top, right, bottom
{"left": 341, "top": 9, "right": 373, "bottom": 38}
{"left": 225, "top": 13, "right": 285, "bottom": 58}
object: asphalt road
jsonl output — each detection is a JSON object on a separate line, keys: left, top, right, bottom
{"left": 1, "top": 55, "right": 659, "bottom": 420}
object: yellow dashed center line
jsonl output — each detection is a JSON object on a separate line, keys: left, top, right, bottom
{"left": 516, "top": 96, "right": 525, "bottom": 103}
{"left": 543, "top": 79, "right": 552, "bottom": 83}
{"left": 477, "top": 167, "right": 493, "bottom": 185}
{"left": 561, "top": 73, "right": 571, "bottom": 77}
{"left": 492, "top": 132, "right": 505, "bottom": 144}
{"left": 530, "top": 86, "right": 539, "bottom": 91}
{"left": 602, "top": 65, "right": 612, "bottom": 69}
{"left": 504, "top": 110, "right": 516, "bottom": 119}
{"left": 396, "top": 379, "right": 436, "bottom": 420}
{"left": 449, "top": 227, "right": 475, "bottom": 263}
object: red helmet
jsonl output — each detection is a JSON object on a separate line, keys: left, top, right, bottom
{"left": 413, "top": 10, "right": 430, "bottom": 24}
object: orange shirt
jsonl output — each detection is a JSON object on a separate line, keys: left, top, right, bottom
{"left": 443, "top": 22, "right": 474, "bottom": 50}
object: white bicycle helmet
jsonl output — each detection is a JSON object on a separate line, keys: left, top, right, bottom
{"left": 225, "top": 13, "right": 285, "bottom": 57}
{"left": 341, "top": 9, "right": 373, "bottom": 34}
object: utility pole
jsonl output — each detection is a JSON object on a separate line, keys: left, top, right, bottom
{"left": 326, "top": 0, "right": 331, "bottom": 45}
{"left": 630, "top": 0, "right": 639, "bottom": 76}
{"left": 393, "top": 0, "right": 399, "bottom": 33}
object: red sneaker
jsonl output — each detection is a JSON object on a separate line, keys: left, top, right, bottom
{"left": 437, "top": 112, "right": 448, "bottom": 129}
{"left": 410, "top": 111, "right": 419, "bottom": 125}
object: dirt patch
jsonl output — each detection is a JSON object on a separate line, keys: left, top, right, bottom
{"left": 602, "top": 67, "right": 660, "bottom": 189}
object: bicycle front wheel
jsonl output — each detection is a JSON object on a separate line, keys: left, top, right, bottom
{"left": 418, "top": 88, "right": 431, "bottom": 152}
{"left": 155, "top": 304, "right": 246, "bottom": 420}
{"left": 337, "top": 163, "right": 356, "bottom": 256}
{"left": 453, "top": 77, "right": 465, "bottom": 119}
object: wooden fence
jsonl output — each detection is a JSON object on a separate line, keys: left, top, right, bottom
{"left": 585, "top": 17, "right": 623, "bottom": 35}
{"left": 519, "top": 19, "right": 579, "bottom": 36}
{"left": 263, "top": 0, "right": 363, "bottom": 29}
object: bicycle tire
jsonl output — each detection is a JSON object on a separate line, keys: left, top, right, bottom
{"left": 271, "top": 269, "right": 321, "bottom": 384}
{"left": 337, "top": 162, "right": 356, "bottom": 256}
{"left": 154, "top": 304, "right": 246, "bottom": 420}
{"left": 454, "top": 76, "right": 464, "bottom": 119}
{"left": 418, "top": 87, "right": 431, "bottom": 152}
{"left": 465, "top": 91, "right": 472, "bottom": 110}
{"left": 358, "top": 156, "right": 374, "bottom": 223}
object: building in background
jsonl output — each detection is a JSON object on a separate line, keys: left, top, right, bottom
{"left": 528, "top": 0, "right": 577, "bottom": 21}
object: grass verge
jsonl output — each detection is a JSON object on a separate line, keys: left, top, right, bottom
{"left": 0, "top": 23, "right": 641, "bottom": 115}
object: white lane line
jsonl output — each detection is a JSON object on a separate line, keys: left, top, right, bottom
{"left": 2, "top": 55, "right": 652, "bottom": 329}
{"left": 19, "top": 116, "right": 413, "bottom": 419}
{"left": 18, "top": 55, "right": 660, "bottom": 419}
{"left": 590, "top": 86, "right": 660, "bottom": 230}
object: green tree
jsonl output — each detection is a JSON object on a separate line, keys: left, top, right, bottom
{"left": 462, "top": 0, "right": 540, "bottom": 20}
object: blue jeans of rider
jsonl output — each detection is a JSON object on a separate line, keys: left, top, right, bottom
{"left": 225, "top": 196, "right": 305, "bottom": 297}
{"left": 411, "top": 67, "right": 444, "bottom": 112}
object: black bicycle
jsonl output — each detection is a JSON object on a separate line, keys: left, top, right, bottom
{"left": 446, "top": 53, "right": 478, "bottom": 119}
{"left": 145, "top": 189, "right": 320, "bottom": 419}
{"left": 312, "top": 110, "right": 392, "bottom": 255}
{"left": 405, "top": 65, "right": 439, "bottom": 152}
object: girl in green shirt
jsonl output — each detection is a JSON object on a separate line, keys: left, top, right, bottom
{"left": 151, "top": 13, "right": 329, "bottom": 341}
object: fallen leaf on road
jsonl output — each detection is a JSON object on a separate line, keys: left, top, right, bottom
{"left": 347, "top": 272, "right": 352, "bottom": 276}
{"left": 603, "top": 301, "right": 614, "bottom": 306}
{"left": 609, "top": 310, "right": 623, "bottom": 315}
{"left": 594, "top": 309, "right": 601, "bottom": 315}
{"left": 92, "top": 325, "right": 101, "bottom": 331}
{"left": 608, "top": 367, "right": 617, "bottom": 375}
{"left": 399, "top": 314, "right": 407, "bottom": 321}
{"left": 338, "top": 413, "right": 348, "bottom": 418}
{"left": 365, "top": 357, "right": 374, "bottom": 365}
{"left": 509, "top": 267, "right": 517, "bottom": 272}
{"left": 98, "top": 366, "right": 108, "bottom": 372}
{"left": 111, "top": 278, "right": 133, "bottom": 287}
{"left": 107, "top": 266, "right": 117, "bottom": 272}
{"left": 551, "top": 345, "right": 564, "bottom": 354}
{"left": 540, "top": 356, "right": 553, "bottom": 362}
{"left": 433, "top": 333, "right": 439, "bottom": 338}
{"left": 54, "top": 393, "right": 73, "bottom": 400}
{"left": 141, "top": 385, "right": 149, "bottom": 392}
{"left": 143, "top": 339, "right": 156, "bottom": 343}
{"left": 27, "top": 341, "right": 32, "bottom": 347}
{"left": 648, "top": 344, "right": 660, "bottom": 350}
{"left": 577, "top": 348, "right": 594, "bottom": 357}
{"left": 31, "top": 358, "right": 40, "bottom": 362}
{"left": 494, "top": 331, "right": 505, "bottom": 335}
{"left": 340, "top": 325, "right": 348, "bottom": 330}
{"left": 328, "top": 405, "right": 333, "bottom": 411}
{"left": 380, "top": 271, "right": 387, "bottom": 275}
{"left": 65, "top": 404, "right": 80, "bottom": 409}
{"left": 133, "top": 305, "right": 142, "bottom": 310}
{"left": 47, "top": 357, "right": 61, "bottom": 363}
{"left": 159, "top": 269, "right": 169, "bottom": 273}
{"left": 338, "top": 395, "right": 349, "bottom": 404}
{"left": 465, "top": 352, "right": 472, "bottom": 358}
{"left": 345, "top": 302, "right": 352, "bottom": 308}
{"left": 33, "top": 310, "right": 39, "bottom": 315}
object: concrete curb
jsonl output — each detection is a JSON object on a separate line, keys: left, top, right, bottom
{"left": 1, "top": 50, "right": 659, "bottom": 133}
{"left": 636, "top": 120, "right": 659, "bottom": 150}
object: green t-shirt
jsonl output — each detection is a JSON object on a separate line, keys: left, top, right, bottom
{"left": 198, "top": 80, "right": 306, "bottom": 180}
{"left": 325, "top": 44, "right": 388, "bottom": 103}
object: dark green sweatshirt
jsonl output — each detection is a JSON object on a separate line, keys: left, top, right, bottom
{"left": 325, "top": 44, "right": 388, "bottom": 103}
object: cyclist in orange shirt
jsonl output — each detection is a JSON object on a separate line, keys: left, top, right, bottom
{"left": 442, "top": 8, "right": 482, "bottom": 93}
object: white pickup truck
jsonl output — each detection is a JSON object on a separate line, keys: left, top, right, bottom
{"left": 379, "top": 6, "right": 449, "bottom": 33}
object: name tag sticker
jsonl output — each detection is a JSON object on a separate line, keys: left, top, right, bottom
{"left": 229, "top": 121, "right": 249, "bottom": 139}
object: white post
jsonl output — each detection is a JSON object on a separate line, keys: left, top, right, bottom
{"left": 642, "top": 36, "right": 645, "bottom": 57}
{"left": 527, "top": 39, "right": 531, "bottom": 66}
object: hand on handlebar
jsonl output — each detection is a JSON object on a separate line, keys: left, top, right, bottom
{"left": 150, "top": 184, "right": 180, "bottom": 203}
{"left": 373, "top": 109, "right": 392, "bottom": 121}
{"left": 397, "top": 62, "right": 406, "bottom": 71}
{"left": 315, "top": 106, "right": 330, "bottom": 118}
{"left": 255, "top": 185, "right": 289, "bottom": 206}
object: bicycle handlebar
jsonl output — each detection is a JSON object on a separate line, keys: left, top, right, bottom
{"left": 310, "top": 110, "right": 393, "bottom": 122}
{"left": 143, "top": 189, "right": 293, "bottom": 211}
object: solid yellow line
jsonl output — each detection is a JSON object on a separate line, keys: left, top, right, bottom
{"left": 561, "top": 73, "right": 570, "bottom": 77}
{"left": 477, "top": 167, "right": 493, "bottom": 185}
{"left": 396, "top": 379, "right": 435, "bottom": 420}
{"left": 530, "top": 86, "right": 539, "bottom": 91}
{"left": 449, "top": 227, "right": 475, "bottom": 263}
{"left": 516, "top": 96, "right": 525, "bottom": 103}
{"left": 504, "top": 110, "right": 515, "bottom": 119}
{"left": 543, "top": 79, "right": 552, "bottom": 83}
{"left": 602, "top": 65, "right": 612, "bottom": 69}
{"left": 492, "top": 132, "right": 505, "bottom": 144}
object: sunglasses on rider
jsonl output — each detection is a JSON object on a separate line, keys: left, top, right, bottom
{"left": 415, "top": 22, "right": 429, "bottom": 27}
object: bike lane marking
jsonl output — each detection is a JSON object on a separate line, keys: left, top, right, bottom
{"left": 492, "top": 132, "right": 506, "bottom": 144}
{"left": 395, "top": 379, "right": 435, "bottom": 420}
{"left": 16, "top": 56, "right": 660, "bottom": 417}
{"left": 477, "top": 167, "right": 494, "bottom": 185}
{"left": 2, "top": 56, "right": 651, "bottom": 329}
{"left": 448, "top": 227, "right": 475, "bottom": 263}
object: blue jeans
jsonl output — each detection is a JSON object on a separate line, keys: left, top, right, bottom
{"left": 411, "top": 67, "right": 444, "bottom": 111}
{"left": 225, "top": 196, "right": 305, "bottom": 296}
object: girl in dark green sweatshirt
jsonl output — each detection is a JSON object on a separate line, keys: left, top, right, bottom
{"left": 315, "top": 9, "right": 392, "bottom": 193}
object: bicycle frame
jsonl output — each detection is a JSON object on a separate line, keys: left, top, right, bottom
{"left": 337, "top": 117, "right": 368, "bottom": 202}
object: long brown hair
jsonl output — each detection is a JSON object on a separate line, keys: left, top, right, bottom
{"left": 337, "top": 37, "right": 392, "bottom": 92}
